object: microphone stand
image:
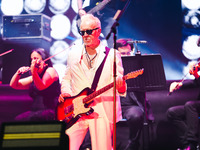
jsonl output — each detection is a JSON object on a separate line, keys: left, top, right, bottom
{"left": 106, "top": 1, "right": 131, "bottom": 150}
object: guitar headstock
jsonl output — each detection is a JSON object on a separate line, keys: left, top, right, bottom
{"left": 125, "top": 68, "right": 144, "bottom": 80}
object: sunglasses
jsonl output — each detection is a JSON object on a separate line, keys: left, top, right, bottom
{"left": 79, "top": 28, "right": 99, "bottom": 36}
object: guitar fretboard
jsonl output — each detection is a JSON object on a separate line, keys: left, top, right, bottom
{"left": 83, "top": 74, "right": 128, "bottom": 104}
{"left": 88, "top": 0, "right": 111, "bottom": 14}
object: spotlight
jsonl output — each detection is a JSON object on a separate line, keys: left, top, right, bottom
{"left": 71, "top": 16, "right": 81, "bottom": 38}
{"left": 50, "top": 14, "right": 71, "bottom": 40}
{"left": 182, "top": 35, "right": 200, "bottom": 60}
{"left": 50, "top": 40, "right": 69, "bottom": 64}
{"left": 182, "top": 0, "right": 200, "bottom": 10}
{"left": 71, "top": 0, "right": 78, "bottom": 14}
{"left": 24, "top": 0, "right": 46, "bottom": 14}
{"left": 53, "top": 63, "right": 67, "bottom": 83}
{"left": 49, "top": 0, "right": 70, "bottom": 14}
{"left": 1, "top": 0, "right": 23, "bottom": 15}
{"left": 183, "top": 9, "right": 200, "bottom": 28}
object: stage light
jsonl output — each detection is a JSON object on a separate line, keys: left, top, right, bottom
{"left": 1, "top": 0, "right": 23, "bottom": 15}
{"left": 183, "top": 9, "right": 200, "bottom": 28}
{"left": 49, "top": 40, "right": 69, "bottom": 64}
{"left": 182, "top": 35, "right": 200, "bottom": 60}
{"left": 71, "top": 16, "right": 82, "bottom": 38}
{"left": 50, "top": 14, "right": 71, "bottom": 40}
{"left": 24, "top": 0, "right": 46, "bottom": 14}
{"left": 53, "top": 63, "right": 67, "bottom": 83}
{"left": 49, "top": 0, "right": 70, "bottom": 14}
{"left": 182, "top": 0, "right": 200, "bottom": 10}
{"left": 71, "top": 0, "right": 78, "bottom": 14}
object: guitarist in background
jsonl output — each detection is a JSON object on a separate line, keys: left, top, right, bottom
{"left": 77, "top": 0, "right": 118, "bottom": 48}
{"left": 58, "top": 14, "right": 126, "bottom": 150}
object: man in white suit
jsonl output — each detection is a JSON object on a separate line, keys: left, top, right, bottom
{"left": 58, "top": 14, "right": 126, "bottom": 150}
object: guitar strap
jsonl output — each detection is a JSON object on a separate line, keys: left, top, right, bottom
{"left": 90, "top": 47, "right": 110, "bottom": 93}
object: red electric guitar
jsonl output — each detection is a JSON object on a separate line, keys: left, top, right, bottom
{"left": 57, "top": 69, "right": 144, "bottom": 129}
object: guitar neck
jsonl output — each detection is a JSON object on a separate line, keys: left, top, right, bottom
{"left": 82, "top": 68, "right": 144, "bottom": 105}
{"left": 87, "top": 0, "right": 111, "bottom": 14}
{"left": 83, "top": 75, "right": 127, "bottom": 104}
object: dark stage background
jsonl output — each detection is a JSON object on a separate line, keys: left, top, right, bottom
{"left": 0, "top": 0, "right": 199, "bottom": 83}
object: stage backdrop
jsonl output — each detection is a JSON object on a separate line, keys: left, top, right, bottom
{"left": 0, "top": 0, "right": 199, "bottom": 84}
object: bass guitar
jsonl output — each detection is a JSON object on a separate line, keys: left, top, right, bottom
{"left": 57, "top": 69, "right": 144, "bottom": 129}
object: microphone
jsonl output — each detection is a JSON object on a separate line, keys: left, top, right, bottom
{"left": 127, "top": 40, "right": 147, "bottom": 44}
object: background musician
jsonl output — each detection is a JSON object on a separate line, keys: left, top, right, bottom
{"left": 117, "top": 38, "right": 154, "bottom": 150}
{"left": 167, "top": 60, "right": 200, "bottom": 150}
{"left": 10, "top": 48, "right": 60, "bottom": 121}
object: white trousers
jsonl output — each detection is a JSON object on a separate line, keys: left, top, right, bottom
{"left": 66, "top": 116, "right": 113, "bottom": 150}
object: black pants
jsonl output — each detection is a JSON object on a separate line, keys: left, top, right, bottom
{"left": 167, "top": 100, "right": 200, "bottom": 148}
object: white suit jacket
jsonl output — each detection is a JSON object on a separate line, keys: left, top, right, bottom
{"left": 61, "top": 42, "right": 124, "bottom": 123}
